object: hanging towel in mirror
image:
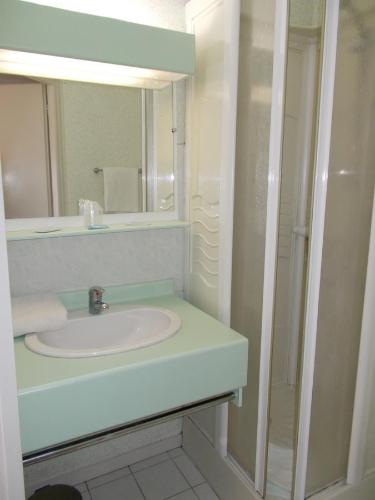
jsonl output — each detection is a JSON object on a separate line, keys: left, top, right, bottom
{"left": 103, "top": 167, "right": 139, "bottom": 213}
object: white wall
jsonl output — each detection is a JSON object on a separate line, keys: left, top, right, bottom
{"left": 185, "top": 0, "right": 240, "bottom": 453}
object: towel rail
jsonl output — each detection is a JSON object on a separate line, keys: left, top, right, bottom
{"left": 93, "top": 167, "right": 142, "bottom": 175}
{"left": 22, "top": 392, "right": 235, "bottom": 466}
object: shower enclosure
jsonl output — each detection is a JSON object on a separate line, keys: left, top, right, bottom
{"left": 229, "top": 0, "right": 375, "bottom": 499}
{"left": 185, "top": 0, "right": 375, "bottom": 498}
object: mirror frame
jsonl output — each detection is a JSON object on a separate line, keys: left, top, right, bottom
{"left": 4, "top": 80, "right": 180, "bottom": 232}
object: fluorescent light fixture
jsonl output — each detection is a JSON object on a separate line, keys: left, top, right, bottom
{"left": 0, "top": 49, "right": 187, "bottom": 89}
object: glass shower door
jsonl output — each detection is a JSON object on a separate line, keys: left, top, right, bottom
{"left": 304, "top": 0, "right": 375, "bottom": 494}
{"left": 229, "top": 1, "right": 325, "bottom": 496}
{"left": 266, "top": 1, "right": 324, "bottom": 498}
{"left": 229, "top": 0, "right": 277, "bottom": 482}
{"left": 229, "top": 2, "right": 375, "bottom": 499}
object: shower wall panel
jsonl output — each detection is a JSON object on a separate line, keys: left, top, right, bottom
{"left": 306, "top": 1, "right": 375, "bottom": 493}
{"left": 228, "top": 0, "right": 276, "bottom": 480}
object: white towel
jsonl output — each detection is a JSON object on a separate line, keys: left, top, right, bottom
{"left": 103, "top": 167, "right": 139, "bottom": 213}
{"left": 12, "top": 294, "right": 68, "bottom": 337}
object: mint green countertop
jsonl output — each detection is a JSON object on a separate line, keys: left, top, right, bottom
{"left": 14, "top": 281, "right": 248, "bottom": 455}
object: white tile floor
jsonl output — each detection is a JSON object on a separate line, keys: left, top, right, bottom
{"left": 73, "top": 448, "right": 220, "bottom": 500}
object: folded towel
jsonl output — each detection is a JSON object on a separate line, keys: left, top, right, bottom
{"left": 11, "top": 294, "right": 68, "bottom": 337}
{"left": 103, "top": 167, "right": 139, "bottom": 213}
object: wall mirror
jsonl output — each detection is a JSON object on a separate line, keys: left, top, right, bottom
{"left": 0, "top": 74, "right": 177, "bottom": 220}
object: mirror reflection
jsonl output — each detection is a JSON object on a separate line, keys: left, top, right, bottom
{"left": 0, "top": 75, "right": 176, "bottom": 219}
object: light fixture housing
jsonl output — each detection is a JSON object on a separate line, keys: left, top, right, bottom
{"left": 0, "top": 49, "right": 185, "bottom": 90}
{"left": 0, "top": 0, "right": 195, "bottom": 89}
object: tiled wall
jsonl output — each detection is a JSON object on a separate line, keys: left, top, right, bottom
{"left": 7, "top": 227, "right": 186, "bottom": 296}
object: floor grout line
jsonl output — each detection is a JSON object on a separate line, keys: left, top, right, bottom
{"left": 171, "top": 456, "right": 206, "bottom": 490}
{"left": 76, "top": 449, "right": 216, "bottom": 500}
{"left": 84, "top": 464, "right": 132, "bottom": 489}
{"left": 163, "top": 485, "right": 198, "bottom": 500}
{"left": 130, "top": 469, "right": 147, "bottom": 500}
{"left": 84, "top": 483, "right": 93, "bottom": 500}
{"left": 130, "top": 453, "right": 171, "bottom": 474}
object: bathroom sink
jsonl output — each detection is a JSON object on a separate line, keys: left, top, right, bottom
{"left": 24, "top": 305, "right": 181, "bottom": 358}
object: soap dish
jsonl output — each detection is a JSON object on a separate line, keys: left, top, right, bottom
{"left": 34, "top": 228, "right": 62, "bottom": 234}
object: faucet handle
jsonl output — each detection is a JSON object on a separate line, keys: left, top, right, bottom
{"left": 89, "top": 286, "right": 108, "bottom": 314}
{"left": 89, "top": 286, "right": 105, "bottom": 300}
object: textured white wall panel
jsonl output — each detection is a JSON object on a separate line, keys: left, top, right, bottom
{"left": 7, "top": 228, "right": 186, "bottom": 296}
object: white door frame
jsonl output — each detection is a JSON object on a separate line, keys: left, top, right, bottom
{"left": 0, "top": 160, "right": 25, "bottom": 500}
{"left": 185, "top": 0, "right": 240, "bottom": 322}
{"left": 185, "top": 0, "right": 240, "bottom": 457}
{"left": 294, "top": 2, "right": 340, "bottom": 498}
{"left": 214, "top": 0, "right": 240, "bottom": 458}
{"left": 254, "top": 0, "right": 289, "bottom": 494}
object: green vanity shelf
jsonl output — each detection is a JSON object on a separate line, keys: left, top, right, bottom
{"left": 14, "top": 281, "right": 248, "bottom": 455}
{"left": 6, "top": 220, "right": 189, "bottom": 241}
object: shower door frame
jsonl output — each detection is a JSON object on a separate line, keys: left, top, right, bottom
{"left": 255, "top": 1, "right": 346, "bottom": 499}
{"left": 254, "top": 0, "right": 289, "bottom": 495}
{"left": 261, "top": 0, "right": 375, "bottom": 498}
{"left": 293, "top": 1, "right": 340, "bottom": 498}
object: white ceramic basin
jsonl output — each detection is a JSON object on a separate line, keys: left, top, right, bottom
{"left": 24, "top": 305, "right": 181, "bottom": 358}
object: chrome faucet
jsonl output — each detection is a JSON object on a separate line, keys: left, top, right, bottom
{"left": 89, "top": 286, "right": 109, "bottom": 314}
